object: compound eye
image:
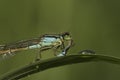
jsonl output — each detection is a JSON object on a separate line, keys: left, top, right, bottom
{"left": 64, "top": 35, "right": 71, "bottom": 40}
{"left": 63, "top": 32, "right": 69, "bottom": 35}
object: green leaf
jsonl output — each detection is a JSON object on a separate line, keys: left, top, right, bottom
{"left": 0, "top": 54, "right": 120, "bottom": 80}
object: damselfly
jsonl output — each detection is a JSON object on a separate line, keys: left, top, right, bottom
{"left": 0, "top": 32, "right": 73, "bottom": 60}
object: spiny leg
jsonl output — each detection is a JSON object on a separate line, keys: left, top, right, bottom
{"left": 35, "top": 46, "right": 52, "bottom": 61}
{"left": 56, "top": 44, "right": 67, "bottom": 57}
{"left": 58, "top": 40, "right": 73, "bottom": 56}
{"left": 53, "top": 45, "right": 60, "bottom": 56}
{"left": 35, "top": 50, "right": 41, "bottom": 61}
{"left": 64, "top": 39, "right": 73, "bottom": 55}
{"left": 4, "top": 48, "right": 15, "bottom": 58}
{"left": 8, "top": 48, "right": 15, "bottom": 56}
{"left": 53, "top": 48, "right": 68, "bottom": 57}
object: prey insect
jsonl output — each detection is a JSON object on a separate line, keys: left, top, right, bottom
{"left": 0, "top": 32, "right": 73, "bottom": 61}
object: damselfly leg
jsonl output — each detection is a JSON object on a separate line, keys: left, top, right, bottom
{"left": 35, "top": 46, "right": 53, "bottom": 61}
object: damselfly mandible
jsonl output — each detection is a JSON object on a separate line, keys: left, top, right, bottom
{"left": 0, "top": 32, "right": 73, "bottom": 60}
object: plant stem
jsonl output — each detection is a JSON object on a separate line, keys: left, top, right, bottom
{"left": 0, "top": 54, "right": 120, "bottom": 80}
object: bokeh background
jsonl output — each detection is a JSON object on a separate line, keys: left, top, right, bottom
{"left": 0, "top": 0, "right": 120, "bottom": 80}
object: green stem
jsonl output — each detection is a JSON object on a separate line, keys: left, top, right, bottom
{"left": 0, "top": 54, "right": 120, "bottom": 80}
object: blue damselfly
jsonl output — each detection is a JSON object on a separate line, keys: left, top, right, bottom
{"left": 0, "top": 32, "right": 73, "bottom": 60}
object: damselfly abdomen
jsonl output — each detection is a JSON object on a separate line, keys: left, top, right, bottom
{"left": 0, "top": 32, "right": 73, "bottom": 60}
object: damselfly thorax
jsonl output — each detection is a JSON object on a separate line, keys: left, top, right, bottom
{"left": 0, "top": 32, "right": 73, "bottom": 60}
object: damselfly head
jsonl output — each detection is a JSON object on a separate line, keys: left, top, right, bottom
{"left": 61, "top": 32, "right": 72, "bottom": 41}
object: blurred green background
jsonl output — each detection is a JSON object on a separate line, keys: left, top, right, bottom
{"left": 0, "top": 0, "right": 120, "bottom": 80}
